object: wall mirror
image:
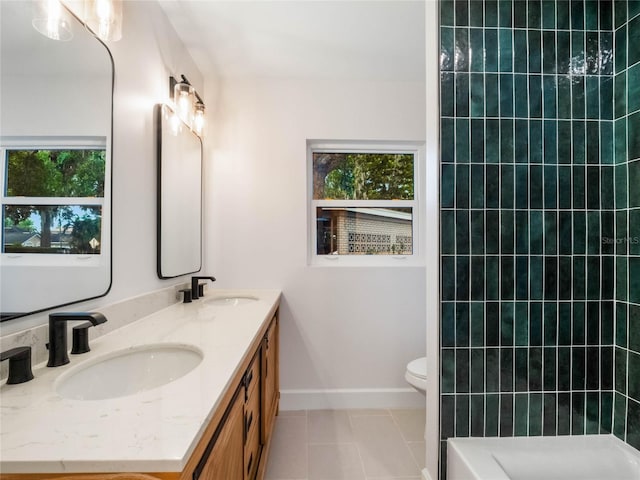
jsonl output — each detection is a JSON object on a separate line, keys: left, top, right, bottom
{"left": 156, "top": 104, "right": 202, "bottom": 278}
{"left": 0, "top": 1, "right": 113, "bottom": 321}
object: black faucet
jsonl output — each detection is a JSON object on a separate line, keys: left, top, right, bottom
{"left": 0, "top": 346, "right": 34, "bottom": 384}
{"left": 191, "top": 276, "right": 216, "bottom": 300}
{"left": 47, "top": 312, "right": 107, "bottom": 367}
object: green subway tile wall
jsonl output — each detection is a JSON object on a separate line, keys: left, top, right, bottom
{"left": 439, "top": 0, "right": 639, "bottom": 477}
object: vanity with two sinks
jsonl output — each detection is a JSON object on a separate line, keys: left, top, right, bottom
{"left": 0, "top": 289, "right": 281, "bottom": 480}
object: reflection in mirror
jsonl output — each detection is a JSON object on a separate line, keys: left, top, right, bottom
{"left": 0, "top": 1, "right": 113, "bottom": 321}
{"left": 3, "top": 148, "right": 105, "bottom": 254}
{"left": 4, "top": 206, "right": 103, "bottom": 255}
{"left": 156, "top": 104, "right": 202, "bottom": 278}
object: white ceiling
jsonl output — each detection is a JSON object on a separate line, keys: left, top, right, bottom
{"left": 158, "top": 0, "right": 426, "bottom": 81}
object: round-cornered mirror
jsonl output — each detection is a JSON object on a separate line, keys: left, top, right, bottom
{"left": 156, "top": 104, "right": 202, "bottom": 279}
{"left": 0, "top": 1, "right": 113, "bottom": 321}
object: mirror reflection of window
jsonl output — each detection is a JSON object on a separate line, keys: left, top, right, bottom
{"left": 2, "top": 148, "right": 105, "bottom": 255}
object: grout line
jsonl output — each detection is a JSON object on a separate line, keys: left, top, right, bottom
{"left": 348, "top": 408, "right": 370, "bottom": 479}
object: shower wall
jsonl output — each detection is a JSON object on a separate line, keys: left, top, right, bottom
{"left": 613, "top": 0, "right": 640, "bottom": 451}
{"left": 438, "top": 0, "right": 637, "bottom": 477}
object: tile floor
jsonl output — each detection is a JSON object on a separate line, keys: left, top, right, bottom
{"left": 264, "top": 409, "right": 426, "bottom": 480}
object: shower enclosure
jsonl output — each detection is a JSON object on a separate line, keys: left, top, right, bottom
{"left": 438, "top": 0, "right": 640, "bottom": 478}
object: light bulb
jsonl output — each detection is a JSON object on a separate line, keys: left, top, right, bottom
{"left": 169, "top": 111, "right": 182, "bottom": 136}
{"left": 174, "top": 82, "right": 195, "bottom": 125}
{"left": 193, "top": 103, "right": 205, "bottom": 136}
{"left": 32, "top": 0, "right": 73, "bottom": 41}
{"left": 96, "top": 0, "right": 112, "bottom": 39}
{"left": 85, "top": 0, "right": 122, "bottom": 41}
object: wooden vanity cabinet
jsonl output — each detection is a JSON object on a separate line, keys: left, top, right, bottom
{"left": 183, "top": 312, "right": 279, "bottom": 480}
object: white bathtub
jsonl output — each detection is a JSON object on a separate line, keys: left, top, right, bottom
{"left": 447, "top": 435, "right": 640, "bottom": 480}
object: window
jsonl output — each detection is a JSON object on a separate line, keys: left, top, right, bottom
{"left": 309, "top": 141, "right": 422, "bottom": 265}
{"left": 1, "top": 140, "right": 106, "bottom": 257}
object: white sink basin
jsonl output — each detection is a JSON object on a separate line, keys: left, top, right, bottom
{"left": 205, "top": 296, "right": 258, "bottom": 307}
{"left": 55, "top": 344, "right": 203, "bottom": 401}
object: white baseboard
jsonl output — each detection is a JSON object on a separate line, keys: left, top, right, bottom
{"left": 279, "top": 387, "right": 425, "bottom": 410}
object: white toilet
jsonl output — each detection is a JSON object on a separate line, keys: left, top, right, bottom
{"left": 405, "top": 356, "right": 427, "bottom": 393}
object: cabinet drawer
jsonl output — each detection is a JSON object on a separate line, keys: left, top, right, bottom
{"left": 244, "top": 353, "right": 260, "bottom": 399}
{"left": 244, "top": 420, "right": 261, "bottom": 480}
{"left": 244, "top": 379, "right": 260, "bottom": 443}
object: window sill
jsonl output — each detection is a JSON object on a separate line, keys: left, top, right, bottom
{"left": 309, "top": 255, "right": 425, "bottom": 267}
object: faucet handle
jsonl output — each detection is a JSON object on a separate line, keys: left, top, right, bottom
{"left": 179, "top": 288, "right": 192, "bottom": 303}
{"left": 71, "top": 322, "right": 96, "bottom": 355}
{"left": 0, "top": 346, "right": 34, "bottom": 384}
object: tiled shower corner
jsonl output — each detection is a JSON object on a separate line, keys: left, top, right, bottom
{"left": 439, "top": 0, "right": 640, "bottom": 477}
{"left": 613, "top": 0, "right": 640, "bottom": 452}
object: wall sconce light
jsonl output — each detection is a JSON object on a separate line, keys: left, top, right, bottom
{"left": 169, "top": 75, "right": 206, "bottom": 137}
{"left": 32, "top": 0, "right": 73, "bottom": 42}
{"left": 83, "top": 0, "right": 123, "bottom": 42}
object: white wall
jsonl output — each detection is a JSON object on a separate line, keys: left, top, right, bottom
{"left": 1, "top": 0, "right": 204, "bottom": 335}
{"left": 0, "top": 73, "right": 111, "bottom": 137}
{"left": 205, "top": 78, "right": 426, "bottom": 408}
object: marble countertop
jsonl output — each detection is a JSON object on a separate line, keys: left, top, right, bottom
{"left": 0, "top": 289, "right": 281, "bottom": 474}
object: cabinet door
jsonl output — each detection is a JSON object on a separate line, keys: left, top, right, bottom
{"left": 261, "top": 316, "right": 279, "bottom": 444}
{"left": 195, "top": 389, "right": 244, "bottom": 480}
